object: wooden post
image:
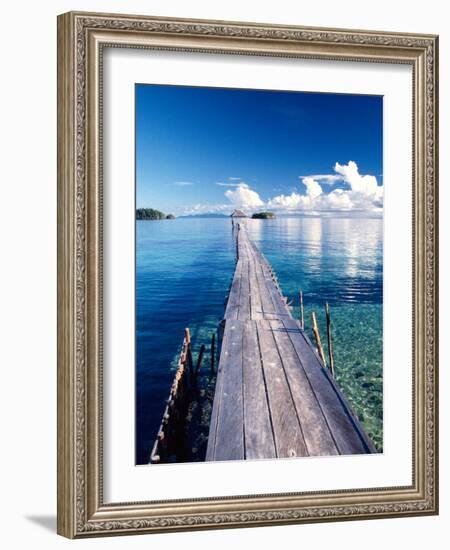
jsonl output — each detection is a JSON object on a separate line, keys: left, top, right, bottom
{"left": 311, "top": 312, "right": 327, "bottom": 367}
{"left": 180, "top": 337, "right": 188, "bottom": 366}
{"left": 325, "top": 302, "right": 335, "bottom": 377}
{"left": 211, "top": 333, "right": 216, "bottom": 374}
{"left": 185, "top": 328, "right": 194, "bottom": 379}
{"left": 299, "top": 289, "right": 304, "bottom": 329}
{"left": 195, "top": 344, "right": 205, "bottom": 377}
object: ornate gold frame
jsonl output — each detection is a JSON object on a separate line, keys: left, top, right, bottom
{"left": 57, "top": 11, "right": 439, "bottom": 538}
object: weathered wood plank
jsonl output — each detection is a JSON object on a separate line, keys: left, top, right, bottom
{"left": 253, "top": 257, "right": 279, "bottom": 320}
{"left": 297, "top": 323, "right": 373, "bottom": 445}
{"left": 248, "top": 258, "right": 264, "bottom": 320}
{"left": 257, "top": 260, "right": 291, "bottom": 319}
{"left": 239, "top": 260, "right": 251, "bottom": 320}
{"left": 257, "top": 320, "right": 308, "bottom": 458}
{"left": 224, "top": 259, "right": 242, "bottom": 320}
{"left": 246, "top": 240, "right": 291, "bottom": 319}
{"left": 211, "top": 320, "right": 245, "bottom": 461}
{"left": 205, "top": 321, "right": 231, "bottom": 460}
{"left": 242, "top": 321, "right": 276, "bottom": 459}
{"left": 282, "top": 317, "right": 374, "bottom": 454}
{"left": 269, "top": 319, "right": 339, "bottom": 456}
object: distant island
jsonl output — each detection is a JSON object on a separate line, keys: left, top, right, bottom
{"left": 136, "top": 208, "right": 175, "bottom": 220}
{"left": 179, "top": 213, "right": 229, "bottom": 219}
{"left": 252, "top": 211, "right": 276, "bottom": 219}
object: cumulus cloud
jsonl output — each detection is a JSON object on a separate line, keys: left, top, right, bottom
{"left": 303, "top": 177, "right": 323, "bottom": 200}
{"left": 216, "top": 182, "right": 245, "bottom": 187}
{"left": 268, "top": 161, "right": 383, "bottom": 214}
{"left": 299, "top": 174, "right": 342, "bottom": 185}
{"left": 268, "top": 192, "right": 308, "bottom": 209}
{"left": 335, "top": 161, "right": 378, "bottom": 195}
{"left": 179, "top": 163, "right": 382, "bottom": 216}
{"left": 224, "top": 182, "right": 264, "bottom": 208}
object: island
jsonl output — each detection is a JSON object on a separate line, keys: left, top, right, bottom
{"left": 136, "top": 208, "right": 175, "bottom": 220}
{"left": 252, "top": 211, "right": 276, "bottom": 219}
{"left": 179, "top": 213, "right": 229, "bottom": 219}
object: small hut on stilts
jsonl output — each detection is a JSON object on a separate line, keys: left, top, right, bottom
{"left": 230, "top": 209, "right": 248, "bottom": 229}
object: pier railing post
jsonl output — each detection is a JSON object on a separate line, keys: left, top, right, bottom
{"left": 195, "top": 344, "right": 205, "bottom": 378}
{"left": 185, "top": 328, "right": 194, "bottom": 381}
{"left": 325, "top": 302, "right": 335, "bottom": 377}
{"left": 311, "top": 311, "right": 327, "bottom": 368}
{"left": 299, "top": 289, "right": 304, "bottom": 329}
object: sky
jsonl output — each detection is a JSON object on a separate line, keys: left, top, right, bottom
{"left": 135, "top": 84, "right": 383, "bottom": 216}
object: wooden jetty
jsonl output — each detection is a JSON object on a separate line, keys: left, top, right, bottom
{"left": 206, "top": 223, "right": 375, "bottom": 461}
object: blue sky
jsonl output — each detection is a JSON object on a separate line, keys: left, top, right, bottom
{"left": 135, "top": 84, "right": 383, "bottom": 216}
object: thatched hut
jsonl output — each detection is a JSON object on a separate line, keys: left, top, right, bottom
{"left": 230, "top": 209, "right": 248, "bottom": 218}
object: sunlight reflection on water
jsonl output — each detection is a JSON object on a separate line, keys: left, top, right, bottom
{"left": 136, "top": 216, "right": 383, "bottom": 463}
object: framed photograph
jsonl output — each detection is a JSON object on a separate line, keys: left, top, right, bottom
{"left": 57, "top": 11, "right": 439, "bottom": 538}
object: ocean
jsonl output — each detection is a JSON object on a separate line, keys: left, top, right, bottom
{"left": 136, "top": 217, "right": 383, "bottom": 464}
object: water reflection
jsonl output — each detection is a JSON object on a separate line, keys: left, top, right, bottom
{"left": 136, "top": 216, "right": 384, "bottom": 460}
{"left": 247, "top": 216, "right": 382, "bottom": 304}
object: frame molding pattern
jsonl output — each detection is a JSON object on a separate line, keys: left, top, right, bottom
{"left": 57, "top": 11, "right": 438, "bottom": 538}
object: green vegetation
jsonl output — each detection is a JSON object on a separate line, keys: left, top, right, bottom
{"left": 136, "top": 208, "right": 175, "bottom": 220}
{"left": 252, "top": 211, "right": 276, "bottom": 219}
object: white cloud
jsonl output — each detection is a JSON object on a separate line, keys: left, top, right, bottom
{"left": 319, "top": 188, "right": 354, "bottom": 210}
{"left": 268, "top": 192, "right": 309, "bottom": 209}
{"left": 174, "top": 181, "right": 194, "bottom": 186}
{"left": 176, "top": 163, "right": 382, "bottom": 217}
{"left": 303, "top": 177, "right": 323, "bottom": 200}
{"left": 216, "top": 182, "right": 248, "bottom": 188}
{"left": 299, "top": 174, "right": 342, "bottom": 185}
{"left": 268, "top": 161, "right": 383, "bottom": 214}
{"left": 224, "top": 182, "right": 264, "bottom": 208}
{"left": 334, "top": 161, "right": 378, "bottom": 195}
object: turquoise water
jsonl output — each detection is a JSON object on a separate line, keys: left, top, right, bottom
{"left": 136, "top": 217, "right": 383, "bottom": 464}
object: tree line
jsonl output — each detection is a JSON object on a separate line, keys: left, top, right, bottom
{"left": 136, "top": 208, "right": 175, "bottom": 220}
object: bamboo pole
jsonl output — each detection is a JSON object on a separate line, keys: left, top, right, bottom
{"left": 311, "top": 312, "right": 327, "bottom": 367}
{"left": 325, "top": 302, "right": 335, "bottom": 377}
{"left": 299, "top": 289, "right": 304, "bottom": 329}
{"left": 211, "top": 333, "right": 216, "bottom": 374}
{"left": 195, "top": 344, "right": 205, "bottom": 377}
{"left": 185, "top": 328, "right": 194, "bottom": 379}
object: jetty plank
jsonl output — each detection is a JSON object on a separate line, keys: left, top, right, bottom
{"left": 242, "top": 321, "right": 276, "bottom": 459}
{"left": 205, "top": 320, "right": 232, "bottom": 461}
{"left": 206, "top": 222, "right": 375, "bottom": 461}
{"left": 258, "top": 261, "right": 291, "bottom": 320}
{"left": 269, "top": 319, "right": 339, "bottom": 456}
{"left": 248, "top": 257, "right": 264, "bottom": 320}
{"left": 257, "top": 319, "right": 308, "bottom": 458}
{"left": 209, "top": 319, "right": 245, "bottom": 461}
{"left": 239, "top": 260, "right": 251, "bottom": 320}
{"left": 224, "top": 259, "right": 242, "bottom": 320}
{"left": 253, "top": 257, "right": 278, "bottom": 320}
{"left": 282, "top": 317, "right": 375, "bottom": 454}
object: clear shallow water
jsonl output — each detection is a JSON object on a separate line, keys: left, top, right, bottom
{"left": 136, "top": 217, "right": 383, "bottom": 464}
